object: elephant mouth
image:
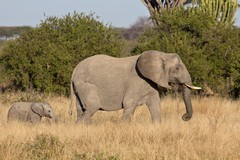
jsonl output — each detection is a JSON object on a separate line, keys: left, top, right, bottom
{"left": 46, "top": 115, "right": 53, "bottom": 118}
{"left": 168, "top": 82, "right": 178, "bottom": 86}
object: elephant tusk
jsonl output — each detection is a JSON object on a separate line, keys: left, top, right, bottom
{"left": 184, "top": 83, "right": 202, "bottom": 90}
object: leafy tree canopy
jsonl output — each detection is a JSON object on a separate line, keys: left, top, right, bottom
{"left": 0, "top": 12, "right": 124, "bottom": 95}
{"left": 132, "top": 8, "right": 240, "bottom": 97}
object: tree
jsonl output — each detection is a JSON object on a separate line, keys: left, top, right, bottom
{"left": 141, "top": 0, "right": 189, "bottom": 25}
{"left": 132, "top": 8, "right": 240, "bottom": 98}
{"left": 0, "top": 12, "right": 124, "bottom": 95}
{"left": 141, "top": 0, "right": 238, "bottom": 25}
{"left": 120, "top": 16, "right": 153, "bottom": 40}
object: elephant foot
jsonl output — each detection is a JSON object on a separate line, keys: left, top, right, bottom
{"left": 152, "top": 118, "right": 161, "bottom": 124}
{"left": 76, "top": 117, "right": 92, "bottom": 125}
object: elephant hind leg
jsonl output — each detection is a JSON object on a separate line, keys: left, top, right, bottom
{"left": 77, "top": 110, "right": 94, "bottom": 124}
{"left": 76, "top": 97, "right": 84, "bottom": 122}
{"left": 76, "top": 84, "right": 102, "bottom": 124}
{"left": 77, "top": 102, "right": 100, "bottom": 124}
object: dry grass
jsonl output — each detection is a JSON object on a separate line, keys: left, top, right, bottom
{"left": 0, "top": 93, "right": 240, "bottom": 160}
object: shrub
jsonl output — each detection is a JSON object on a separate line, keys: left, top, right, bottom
{"left": 23, "top": 134, "right": 65, "bottom": 160}
{"left": 132, "top": 8, "right": 240, "bottom": 98}
{"left": 0, "top": 12, "right": 124, "bottom": 95}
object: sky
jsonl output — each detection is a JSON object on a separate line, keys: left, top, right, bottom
{"left": 0, "top": 0, "right": 240, "bottom": 28}
{"left": 0, "top": 0, "right": 149, "bottom": 28}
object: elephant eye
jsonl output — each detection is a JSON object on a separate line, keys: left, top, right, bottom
{"left": 175, "top": 65, "right": 182, "bottom": 71}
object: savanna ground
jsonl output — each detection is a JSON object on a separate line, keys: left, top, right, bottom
{"left": 0, "top": 93, "right": 240, "bottom": 160}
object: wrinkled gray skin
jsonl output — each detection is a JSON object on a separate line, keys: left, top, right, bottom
{"left": 69, "top": 50, "right": 197, "bottom": 124}
{"left": 8, "top": 102, "right": 55, "bottom": 123}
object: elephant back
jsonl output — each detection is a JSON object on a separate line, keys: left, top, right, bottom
{"left": 8, "top": 102, "right": 32, "bottom": 122}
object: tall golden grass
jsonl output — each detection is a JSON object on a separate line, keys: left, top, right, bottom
{"left": 0, "top": 93, "right": 240, "bottom": 160}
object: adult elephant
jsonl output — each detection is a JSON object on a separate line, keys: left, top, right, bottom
{"left": 69, "top": 50, "right": 201, "bottom": 124}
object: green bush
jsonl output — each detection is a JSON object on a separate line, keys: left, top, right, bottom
{"left": 0, "top": 12, "right": 124, "bottom": 95}
{"left": 74, "top": 152, "right": 120, "bottom": 160}
{"left": 23, "top": 134, "right": 65, "bottom": 160}
{"left": 132, "top": 8, "right": 240, "bottom": 97}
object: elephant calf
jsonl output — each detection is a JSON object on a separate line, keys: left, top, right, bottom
{"left": 7, "top": 102, "right": 55, "bottom": 123}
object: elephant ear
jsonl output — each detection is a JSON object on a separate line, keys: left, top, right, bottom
{"left": 31, "top": 103, "right": 44, "bottom": 117}
{"left": 137, "top": 51, "right": 170, "bottom": 89}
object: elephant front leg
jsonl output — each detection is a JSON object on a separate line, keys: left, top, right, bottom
{"left": 122, "top": 99, "right": 137, "bottom": 122}
{"left": 146, "top": 93, "right": 161, "bottom": 124}
{"left": 29, "top": 115, "right": 41, "bottom": 123}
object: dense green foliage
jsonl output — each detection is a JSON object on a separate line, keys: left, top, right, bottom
{"left": 0, "top": 12, "right": 124, "bottom": 95}
{"left": 0, "top": 9, "right": 239, "bottom": 98}
{"left": 132, "top": 8, "right": 240, "bottom": 97}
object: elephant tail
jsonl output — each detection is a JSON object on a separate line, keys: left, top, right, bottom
{"left": 69, "top": 80, "right": 75, "bottom": 116}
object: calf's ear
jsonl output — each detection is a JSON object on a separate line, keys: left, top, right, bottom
{"left": 31, "top": 103, "right": 44, "bottom": 116}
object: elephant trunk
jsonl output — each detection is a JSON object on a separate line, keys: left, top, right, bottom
{"left": 49, "top": 115, "right": 58, "bottom": 124}
{"left": 182, "top": 84, "right": 193, "bottom": 121}
{"left": 52, "top": 116, "right": 58, "bottom": 123}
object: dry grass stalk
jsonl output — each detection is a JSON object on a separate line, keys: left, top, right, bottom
{"left": 0, "top": 93, "right": 240, "bottom": 159}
